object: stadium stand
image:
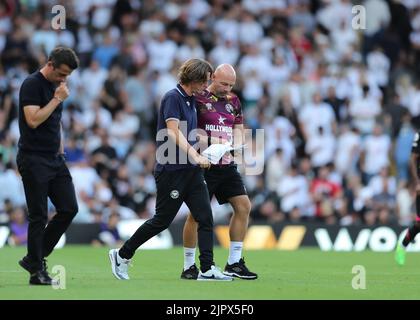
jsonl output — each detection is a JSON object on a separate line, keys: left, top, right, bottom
{"left": 1, "top": 0, "right": 420, "bottom": 243}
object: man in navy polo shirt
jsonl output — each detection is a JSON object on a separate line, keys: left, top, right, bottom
{"left": 109, "top": 59, "right": 232, "bottom": 281}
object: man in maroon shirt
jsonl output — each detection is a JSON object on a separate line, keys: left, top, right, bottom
{"left": 181, "top": 64, "right": 257, "bottom": 280}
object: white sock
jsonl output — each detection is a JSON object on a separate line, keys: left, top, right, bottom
{"left": 228, "top": 241, "right": 243, "bottom": 265}
{"left": 183, "top": 247, "right": 196, "bottom": 271}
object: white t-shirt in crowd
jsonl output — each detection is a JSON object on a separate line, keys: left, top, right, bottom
{"left": 305, "top": 133, "right": 336, "bottom": 168}
{"left": 277, "top": 174, "right": 311, "bottom": 213}
{"left": 368, "top": 175, "right": 397, "bottom": 196}
{"left": 335, "top": 130, "right": 361, "bottom": 175}
{"left": 209, "top": 43, "right": 240, "bottom": 66}
{"left": 146, "top": 39, "right": 178, "bottom": 72}
{"left": 299, "top": 102, "right": 336, "bottom": 136}
{"left": 362, "top": 134, "right": 391, "bottom": 175}
{"left": 213, "top": 18, "right": 239, "bottom": 44}
{"left": 349, "top": 96, "right": 381, "bottom": 134}
{"left": 367, "top": 50, "right": 390, "bottom": 87}
{"left": 238, "top": 20, "right": 264, "bottom": 45}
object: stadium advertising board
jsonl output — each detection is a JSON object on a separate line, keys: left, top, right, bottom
{"left": 0, "top": 222, "right": 418, "bottom": 252}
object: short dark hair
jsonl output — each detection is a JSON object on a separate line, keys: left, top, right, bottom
{"left": 48, "top": 47, "right": 79, "bottom": 70}
{"left": 178, "top": 58, "right": 213, "bottom": 85}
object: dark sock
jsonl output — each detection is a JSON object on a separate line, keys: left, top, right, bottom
{"left": 118, "top": 246, "right": 132, "bottom": 260}
{"left": 200, "top": 262, "right": 215, "bottom": 273}
{"left": 201, "top": 266, "right": 211, "bottom": 273}
{"left": 402, "top": 225, "right": 420, "bottom": 246}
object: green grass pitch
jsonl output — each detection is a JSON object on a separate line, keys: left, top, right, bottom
{"left": 0, "top": 246, "right": 419, "bottom": 300}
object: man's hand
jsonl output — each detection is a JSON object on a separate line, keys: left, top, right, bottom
{"left": 194, "top": 154, "right": 211, "bottom": 169}
{"left": 54, "top": 82, "right": 69, "bottom": 101}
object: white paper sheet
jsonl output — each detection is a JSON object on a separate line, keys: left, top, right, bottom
{"left": 202, "top": 143, "right": 247, "bottom": 164}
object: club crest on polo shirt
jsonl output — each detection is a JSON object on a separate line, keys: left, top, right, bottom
{"left": 170, "top": 190, "right": 179, "bottom": 199}
{"left": 225, "top": 103, "right": 234, "bottom": 114}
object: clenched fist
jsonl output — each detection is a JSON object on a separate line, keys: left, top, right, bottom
{"left": 54, "top": 82, "right": 69, "bottom": 101}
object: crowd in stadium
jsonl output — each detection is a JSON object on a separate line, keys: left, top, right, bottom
{"left": 1, "top": 0, "right": 420, "bottom": 245}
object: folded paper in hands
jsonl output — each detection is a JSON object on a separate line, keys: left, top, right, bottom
{"left": 201, "top": 143, "right": 247, "bottom": 164}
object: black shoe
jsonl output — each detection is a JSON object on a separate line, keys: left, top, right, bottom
{"left": 180, "top": 264, "right": 199, "bottom": 280}
{"left": 19, "top": 257, "right": 48, "bottom": 274}
{"left": 29, "top": 270, "right": 55, "bottom": 285}
{"left": 19, "top": 256, "right": 36, "bottom": 274}
{"left": 223, "top": 258, "right": 258, "bottom": 280}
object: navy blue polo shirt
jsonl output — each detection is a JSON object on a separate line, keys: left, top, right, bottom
{"left": 155, "top": 84, "right": 198, "bottom": 171}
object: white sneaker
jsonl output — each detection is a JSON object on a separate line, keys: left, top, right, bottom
{"left": 197, "top": 265, "right": 234, "bottom": 281}
{"left": 109, "top": 249, "right": 131, "bottom": 280}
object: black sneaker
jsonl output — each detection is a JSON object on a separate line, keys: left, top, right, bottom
{"left": 19, "top": 256, "right": 35, "bottom": 274}
{"left": 223, "top": 258, "right": 258, "bottom": 280}
{"left": 29, "top": 270, "right": 55, "bottom": 285}
{"left": 180, "top": 264, "right": 199, "bottom": 280}
{"left": 19, "top": 257, "right": 48, "bottom": 275}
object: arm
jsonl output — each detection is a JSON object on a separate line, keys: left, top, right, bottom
{"left": 23, "top": 82, "right": 69, "bottom": 129}
{"left": 166, "top": 119, "right": 210, "bottom": 168}
{"left": 23, "top": 99, "right": 61, "bottom": 129}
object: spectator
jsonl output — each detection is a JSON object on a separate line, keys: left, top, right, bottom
{"left": 305, "top": 126, "right": 336, "bottom": 170}
{"left": 394, "top": 113, "right": 415, "bottom": 182}
{"left": 335, "top": 124, "right": 361, "bottom": 178}
{"left": 360, "top": 123, "right": 391, "bottom": 183}
{"left": 349, "top": 84, "right": 381, "bottom": 135}
{"left": 99, "top": 65, "right": 126, "bottom": 117}
{"left": 323, "top": 86, "right": 347, "bottom": 124}
{"left": 92, "top": 30, "right": 120, "bottom": 69}
{"left": 1, "top": 0, "right": 420, "bottom": 228}
{"left": 209, "top": 38, "right": 240, "bottom": 67}
{"left": 277, "top": 163, "right": 313, "bottom": 219}
{"left": 299, "top": 92, "right": 336, "bottom": 140}
{"left": 266, "top": 148, "right": 288, "bottom": 193}
{"left": 384, "top": 93, "right": 409, "bottom": 139}
{"left": 79, "top": 60, "right": 109, "bottom": 109}
{"left": 310, "top": 166, "right": 343, "bottom": 223}
{"left": 8, "top": 206, "right": 28, "bottom": 246}
{"left": 92, "top": 212, "right": 123, "bottom": 247}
